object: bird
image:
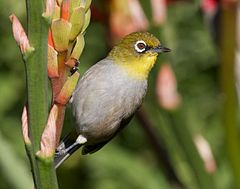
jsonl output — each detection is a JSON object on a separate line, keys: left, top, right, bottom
{"left": 54, "top": 31, "right": 171, "bottom": 168}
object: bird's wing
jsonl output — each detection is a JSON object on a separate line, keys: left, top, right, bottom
{"left": 72, "top": 59, "right": 137, "bottom": 134}
{"left": 72, "top": 60, "right": 123, "bottom": 125}
{"left": 82, "top": 113, "right": 135, "bottom": 154}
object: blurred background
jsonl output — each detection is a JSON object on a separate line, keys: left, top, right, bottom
{"left": 1, "top": 0, "right": 240, "bottom": 188}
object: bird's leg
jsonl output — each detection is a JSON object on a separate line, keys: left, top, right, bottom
{"left": 56, "top": 135, "right": 87, "bottom": 156}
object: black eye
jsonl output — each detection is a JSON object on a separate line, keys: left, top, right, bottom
{"left": 135, "top": 40, "right": 147, "bottom": 53}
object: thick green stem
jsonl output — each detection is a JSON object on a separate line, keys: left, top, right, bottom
{"left": 26, "top": 0, "right": 48, "bottom": 151}
{"left": 24, "top": 0, "right": 58, "bottom": 188}
{"left": 219, "top": 6, "right": 240, "bottom": 188}
{"left": 37, "top": 157, "right": 59, "bottom": 189}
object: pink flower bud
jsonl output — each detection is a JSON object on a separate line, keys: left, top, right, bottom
{"left": 156, "top": 64, "right": 181, "bottom": 110}
{"left": 201, "top": 0, "right": 217, "bottom": 14}
{"left": 151, "top": 0, "right": 167, "bottom": 25}
{"left": 9, "top": 14, "right": 33, "bottom": 54}
{"left": 194, "top": 134, "right": 217, "bottom": 173}
{"left": 21, "top": 106, "right": 31, "bottom": 144}
{"left": 44, "top": 0, "right": 55, "bottom": 18}
{"left": 109, "top": 0, "right": 149, "bottom": 41}
{"left": 37, "top": 105, "right": 58, "bottom": 157}
{"left": 127, "top": 0, "right": 149, "bottom": 30}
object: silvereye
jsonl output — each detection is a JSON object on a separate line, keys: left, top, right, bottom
{"left": 55, "top": 32, "right": 170, "bottom": 168}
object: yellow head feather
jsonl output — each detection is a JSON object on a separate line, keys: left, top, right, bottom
{"left": 108, "top": 32, "right": 166, "bottom": 80}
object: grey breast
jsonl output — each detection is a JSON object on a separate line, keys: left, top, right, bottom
{"left": 71, "top": 59, "right": 147, "bottom": 144}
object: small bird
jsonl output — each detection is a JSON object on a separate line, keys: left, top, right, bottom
{"left": 55, "top": 32, "right": 170, "bottom": 168}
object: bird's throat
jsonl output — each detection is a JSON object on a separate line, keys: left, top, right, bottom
{"left": 119, "top": 56, "right": 157, "bottom": 80}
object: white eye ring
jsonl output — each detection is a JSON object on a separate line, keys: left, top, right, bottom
{"left": 134, "top": 40, "right": 147, "bottom": 53}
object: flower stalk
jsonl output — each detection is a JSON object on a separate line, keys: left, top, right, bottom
{"left": 10, "top": 0, "right": 92, "bottom": 188}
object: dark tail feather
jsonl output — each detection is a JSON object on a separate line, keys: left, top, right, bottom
{"left": 54, "top": 130, "right": 83, "bottom": 168}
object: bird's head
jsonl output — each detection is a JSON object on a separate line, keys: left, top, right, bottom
{"left": 108, "top": 32, "right": 171, "bottom": 80}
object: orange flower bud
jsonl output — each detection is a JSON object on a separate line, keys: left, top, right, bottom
{"left": 48, "top": 30, "right": 54, "bottom": 48}
{"left": 61, "top": 0, "right": 71, "bottom": 21}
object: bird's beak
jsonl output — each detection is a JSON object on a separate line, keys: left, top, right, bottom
{"left": 150, "top": 45, "right": 171, "bottom": 53}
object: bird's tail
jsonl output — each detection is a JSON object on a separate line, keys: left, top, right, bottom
{"left": 54, "top": 130, "right": 86, "bottom": 168}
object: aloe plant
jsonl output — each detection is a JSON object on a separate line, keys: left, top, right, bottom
{"left": 10, "top": 0, "right": 92, "bottom": 188}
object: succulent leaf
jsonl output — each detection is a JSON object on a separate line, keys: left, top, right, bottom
{"left": 69, "top": 7, "right": 85, "bottom": 40}
{"left": 51, "top": 19, "right": 72, "bottom": 52}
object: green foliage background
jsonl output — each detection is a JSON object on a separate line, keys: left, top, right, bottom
{"left": 0, "top": 0, "right": 236, "bottom": 188}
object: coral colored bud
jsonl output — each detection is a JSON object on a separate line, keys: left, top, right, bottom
{"left": 21, "top": 106, "right": 31, "bottom": 144}
{"left": 156, "top": 64, "right": 181, "bottom": 110}
{"left": 48, "top": 45, "right": 59, "bottom": 78}
{"left": 37, "top": 105, "right": 58, "bottom": 157}
{"left": 61, "top": 0, "right": 71, "bottom": 20}
{"left": 48, "top": 30, "right": 54, "bottom": 47}
{"left": 194, "top": 134, "right": 216, "bottom": 173}
{"left": 55, "top": 72, "right": 80, "bottom": 105}
{"left": 151, "top": 0, "right": 167, "bottom": 25}
{"left": 9, "top": 14, "right": 34, "bottom": 55}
